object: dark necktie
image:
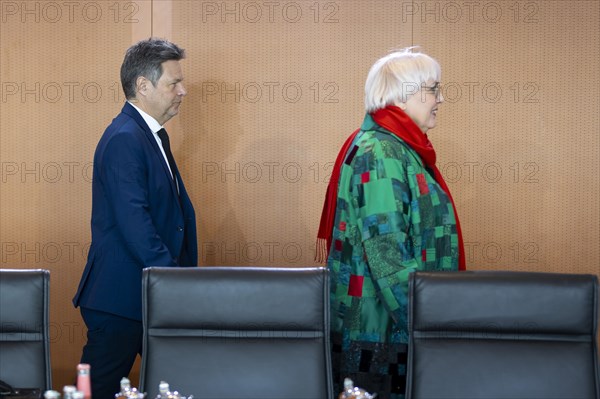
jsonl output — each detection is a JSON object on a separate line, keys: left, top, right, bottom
{"left": 157, "top": 128, "right": 178, "bottom": 187}
{"left": 157, "top": 128, "right": 186, "bottom": 263}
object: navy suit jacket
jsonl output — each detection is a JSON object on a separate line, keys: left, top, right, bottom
{"left": 73, "top": 102, "right": 198, "bottom": 321}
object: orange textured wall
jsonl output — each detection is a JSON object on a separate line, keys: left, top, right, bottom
{"left": 1, "top": 0, "right": 598, "bottom": 390}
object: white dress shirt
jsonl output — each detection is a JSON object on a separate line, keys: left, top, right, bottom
{"left": 128, "top": 101, "right": 174, "bottom": 179}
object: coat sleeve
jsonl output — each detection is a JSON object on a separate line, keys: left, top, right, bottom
{"left": 99, "top": 130, "right": 177, "bottom": 267}
{"left": 352, "top": 139, "right": 419, "bottom": 324}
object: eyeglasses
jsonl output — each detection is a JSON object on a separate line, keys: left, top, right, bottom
{"left": 422, "top": 82, "right": 442, "bottom": 99}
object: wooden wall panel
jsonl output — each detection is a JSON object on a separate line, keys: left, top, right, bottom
{"left": 0, "top": 0, "right": 598, "bottom": 392}
{"left": 168, "top": 1, "right": 411, "bottom": 266}
{"left": 0, "top": 0, "right": 152, "bottom": 389}
{"left": 413, "top": 0, "right": 599, "bottom": 274}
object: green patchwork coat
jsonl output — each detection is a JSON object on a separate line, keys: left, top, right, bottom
{"left": 327, "top": 113, "right": 460, "bottom": 398}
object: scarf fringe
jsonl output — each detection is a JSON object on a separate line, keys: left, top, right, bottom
{"left": 315, "top": 238, "right": 329, "bottom": 264}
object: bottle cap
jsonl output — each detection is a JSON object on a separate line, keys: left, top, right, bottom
{"left": 43, "top": 390, "right": 61, "bottom": 399}
{"left": 343, "top": 378, "right": 354, "bottom": 390}
{"left": 159, "top": 381, "right": 170, "bottom": 394}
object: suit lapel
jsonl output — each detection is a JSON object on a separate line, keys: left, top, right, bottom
{"left": 121, "top": 103, "right": 182, "bottom": 204}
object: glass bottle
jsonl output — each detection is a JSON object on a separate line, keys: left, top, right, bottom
{"left": 63, "top": 385, "right": 77, "bottom": 399}
{"left": 76, "top": 364, "right": 92, "bottom": 399}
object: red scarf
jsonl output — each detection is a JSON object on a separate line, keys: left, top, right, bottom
{"left": 316, "top": 105, "right": 466, "bottom": 270}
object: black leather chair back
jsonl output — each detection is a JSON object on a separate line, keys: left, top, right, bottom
{"left": 140, "top": 266, "right": 332, "bottom": 399}
{"left": 406, "top": 271, "right": 599, "bottom": 399}
{"left": 0, "top": 269, "right": 52, "bottom": 390}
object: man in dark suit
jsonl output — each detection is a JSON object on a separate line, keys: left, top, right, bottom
{"left": 73, "top": 38, "right": 197, "bottom": 398}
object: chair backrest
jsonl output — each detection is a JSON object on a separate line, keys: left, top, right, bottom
{"left": 406, "top": 270, "right": 600, "bottom": 399}
{"left": 140, "top": 266, "right": 332, "bottom": 399}
{"left": 0, "top": 269, "right": 52, "bottom": 390}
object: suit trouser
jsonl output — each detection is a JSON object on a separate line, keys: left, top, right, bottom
{"left": 80, "top": 308, "right": 142, "bottom": 399}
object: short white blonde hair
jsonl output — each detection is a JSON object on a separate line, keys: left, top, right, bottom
{"left": 364, "top": 47, "right": 441, "bottom": 113}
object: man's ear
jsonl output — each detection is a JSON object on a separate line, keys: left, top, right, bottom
{"left": 136, "top": 76, "right": 149, "bottom": 96}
